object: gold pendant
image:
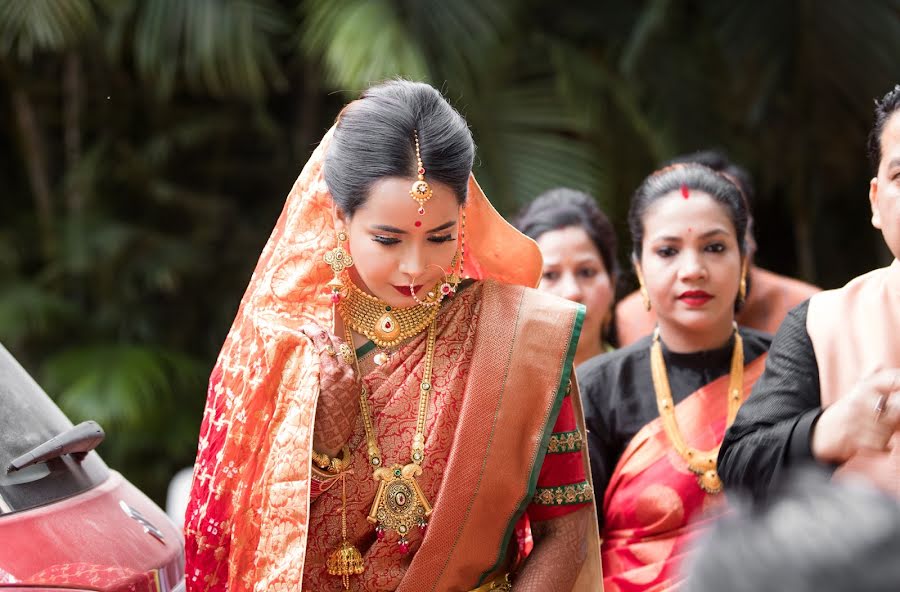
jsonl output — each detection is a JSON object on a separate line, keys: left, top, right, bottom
{"left": 696, "top": 469, "right": 723, "bottom": 494}
{"left": 374, "top": 311, "right": 401, "bottom": 344}
{"left": 367, "top": 464, "right": 432, "bottom": 553}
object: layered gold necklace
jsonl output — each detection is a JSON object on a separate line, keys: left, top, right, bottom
{"left": 326, "top": 284, "right": 438, "bottom": 587}
{"left": 649, "top": 325, "right": 744, "bottom": 494}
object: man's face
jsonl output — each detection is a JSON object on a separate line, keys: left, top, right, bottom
{"left": 870, "top": 111, "right": 900, "bottom": 260}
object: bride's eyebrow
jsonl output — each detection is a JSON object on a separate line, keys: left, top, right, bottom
{"left": 371, "top": 220, "right": 456, "bottom": 234}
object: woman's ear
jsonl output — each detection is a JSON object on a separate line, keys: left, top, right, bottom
{"left": 333, "top": 205, "right": 349, "bottom": 232}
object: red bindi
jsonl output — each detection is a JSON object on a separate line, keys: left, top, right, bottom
{"left": 680, "top": 184, "right": 690, "bottom": 199}
{"left": 414, "top": 220, "right": 422, "bottom": 228}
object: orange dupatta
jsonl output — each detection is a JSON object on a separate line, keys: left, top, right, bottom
{"left": 182, "top": 122, "right": 578, "bottom": 591}
{"left": 600, "top": 355, "right": 766, "bottom": 592}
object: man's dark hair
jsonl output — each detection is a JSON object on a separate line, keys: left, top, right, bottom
{"left": 868, "top": 84, "right": 900, "bottom": 174}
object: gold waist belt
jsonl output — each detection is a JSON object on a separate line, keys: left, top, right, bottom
{"left": 469, "top": 573, "right": 512, "bottom": 591}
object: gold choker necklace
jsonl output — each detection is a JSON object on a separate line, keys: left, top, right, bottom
{"left": 650, "top": 326, "right": 745, "bottom": 494}
{"left": 340, "top": 281, "right": 439, "bottom": 348}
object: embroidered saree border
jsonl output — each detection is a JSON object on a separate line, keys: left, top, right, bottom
{"left": 355, "top": 340, "right": 376, "bottom": 359}
{"left": 547, "top": 430, "right": 584, "bottom": 454}
{"left": 395, "top": 282, "right": 586, "bottom": 592}
{"left": 476, "top": 296, "right": 584, "bottom": 586}
{"left": 533, "top": 481, "right": 594, "bottom": 506}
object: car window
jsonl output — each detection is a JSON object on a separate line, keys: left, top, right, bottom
{"left": 0, "top": 345, "right": 108, "bottom": 515}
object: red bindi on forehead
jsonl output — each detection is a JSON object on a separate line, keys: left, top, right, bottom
{"left": 680, "top": 184, "right": 690, "bottom": 199}
{"left": 414, "top": 220, "right": 422, "bottom": 227}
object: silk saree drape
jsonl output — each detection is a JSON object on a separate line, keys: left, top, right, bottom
{"left": 600, "top": 355, "right": 767, "bottom": 592}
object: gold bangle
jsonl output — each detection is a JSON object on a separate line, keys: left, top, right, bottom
{"left": 312, "top": 444, "right": 352, "bottom": 475}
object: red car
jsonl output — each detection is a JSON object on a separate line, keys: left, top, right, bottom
{"left": 0, "top": 345, "right": 185, "bottom": 592}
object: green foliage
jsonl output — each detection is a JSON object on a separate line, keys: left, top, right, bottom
{"left": 109, "top": 0, "right": 289, "bottom": 99}
{"left": 1, "top": 0, "right": 898, "bottom": 504}
{"left": 0, "top": 0, "right": 97, "bottom": 59}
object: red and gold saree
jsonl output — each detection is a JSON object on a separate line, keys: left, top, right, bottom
{"left": 183, "top": 125, "right": 602, "bottom": 591}
{"left": 600, "top": 355, "right": 767, "bottom": 592}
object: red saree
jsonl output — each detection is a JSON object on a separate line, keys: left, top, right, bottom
{"left": 600, "top": 355, "right": 767, "bottom": 592}
{"left": 304, "top": 280, "right": 591, "bottom": 591}
{"left": 183, "top": 122, "right": 603, "bottom": 591}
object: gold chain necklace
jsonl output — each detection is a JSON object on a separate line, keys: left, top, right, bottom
{"left": 650, "top": 325, "right": 744, "bottom": 494}
{"left": 327, "top": 315, "right": 436, "bottom": 588}
{"left": 340, "top": 281, "right": 439, "bottom": 348}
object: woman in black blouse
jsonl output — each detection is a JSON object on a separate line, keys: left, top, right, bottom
{"left": 578, "top": 163, "right": 771, "bottom": 591}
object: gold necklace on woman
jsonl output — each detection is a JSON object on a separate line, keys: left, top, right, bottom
{"left": 328, "top": 282, "right": 438, "bottom": 579}
{"left": 649, "top": 324, "right": 744, "bottom": 494}
{"left": 342, "top": 320, "right": 435, "bottom": 553}
{"left": 339, "top": 281, "right": 440, "bottom": 349}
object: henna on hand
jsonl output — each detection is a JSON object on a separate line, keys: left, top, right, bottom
{"left": 303, "top": 324, "right": 360, "bottom": 456}
{"left": 512, "top": 507, "right": 590, "bottom": 592}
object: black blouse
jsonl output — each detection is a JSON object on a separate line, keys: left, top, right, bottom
{"left": 718, "top": 300, "right": 832, "bottom": 503}
{"left": 577, "top": 327, "right": 771, "bottom": 529}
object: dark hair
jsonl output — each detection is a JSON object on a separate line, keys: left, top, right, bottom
{"left": 868, "top": 84, "right": 900, "bottom": 174}
{"left": 515, "top": 188, "right": 619, "bottom": 281}
{"left": 683, "top": 469, "right": 900, "bottom": 592}
{"left": 664, "top": 149, "right": 755, "bottom": 207}
{"left": 628, "top": 163, "right": 749, "bottom": 262}
{"left": 324, "top": 80, "right": 475, "bottom": 216}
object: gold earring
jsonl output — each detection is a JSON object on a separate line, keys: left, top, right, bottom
{"left": 640, "top": 287, "right": 651, "bottom": 311}
{"left": 324, "top": 230, "right": 353, "bottom": 304}
{"left": 738, "top": 261, "right": 748, "bottom": 303}
{"left": 634, "top": 265, "right": 651, "bottom": 312}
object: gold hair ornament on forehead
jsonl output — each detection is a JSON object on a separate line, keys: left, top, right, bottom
{"left": 410, "top": 130, "right": 433, "bottom": 215}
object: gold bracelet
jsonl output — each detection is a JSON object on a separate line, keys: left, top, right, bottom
{"left": 312, "top": 444, "right": 352, "bottom": 475}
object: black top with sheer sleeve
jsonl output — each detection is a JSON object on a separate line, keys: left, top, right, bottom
{"left": 577, "top": 326, "right": 771, "bottom": 530}
{"left": 718, "top": 300, "right": 835, "bottom": 503}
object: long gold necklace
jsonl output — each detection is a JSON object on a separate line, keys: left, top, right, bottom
{"left": 326, "top": 313, "right": 436, "bottom": 588}
{"left": 339, "top": 281, "right": 439, "bottom": 348}
{"left": 650, "top": 325, "right": 744, "bottom": 494}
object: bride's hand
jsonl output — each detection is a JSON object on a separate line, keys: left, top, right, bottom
{"left": 302, "top": 324, "right": 360, "bottom": 457}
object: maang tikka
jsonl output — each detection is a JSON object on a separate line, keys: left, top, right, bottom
{"left": 410, "top": 130, "right": 433, "bottom": 215}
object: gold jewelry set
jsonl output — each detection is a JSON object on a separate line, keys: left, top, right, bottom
{"left": 650, "top": 324, "right": 745, "bottom": 494}
{"left": 634, "top": 245, "right": 748, "bottom": 494}
{"left": 318, "top": 131, "right": 464, "bottom": 588}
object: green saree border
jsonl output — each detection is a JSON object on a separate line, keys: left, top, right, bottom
{"left": 476, "top": 302, "right": 585, "bottom": 585}
{"left": 355, "top": 340, "right": 376, "bottom": 359}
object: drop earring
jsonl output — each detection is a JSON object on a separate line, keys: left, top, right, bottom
{"left": 635, "top": 264, "right": 651, "bottom": 312}
{"left": 324, "top": 230, "right": 353, "bottom": 307}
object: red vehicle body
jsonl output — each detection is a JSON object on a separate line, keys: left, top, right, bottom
{"left": 0, "top": 345, "right": 185, "bottom": 592}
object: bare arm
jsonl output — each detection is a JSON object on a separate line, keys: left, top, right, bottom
{"left": 512, "top": 507, "right": 590, "bottom": 591}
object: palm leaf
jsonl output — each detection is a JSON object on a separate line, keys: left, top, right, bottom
{"left": 466, "top": 76, "right": 603, "bottom": 214}
{"left": 0, "top": 281, "right": 78, "bottom": 343}
{"left": 41, "top": 344, "right": 205, "bottom": 430}
{"left": 0, "top": 0, "right": 96, "bottom": 60}
{"left": 300, "top": 0, "right": 512, "bottom": 90}
{"left": 301, "top": 0, "right": 428, "bottom": 89}
{"left": 110, "top": 0, "right": 287, "bottom": 99}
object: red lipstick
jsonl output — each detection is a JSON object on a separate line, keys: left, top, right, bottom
{"left": 678, "top": 290, "right": 713, "bottom": 307}
{"left": 393, "top": 285, "right": 422, "bottom": 297}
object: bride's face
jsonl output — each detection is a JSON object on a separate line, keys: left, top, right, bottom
{"left": 336, "top": 177, "right": 461, "bottom": 308}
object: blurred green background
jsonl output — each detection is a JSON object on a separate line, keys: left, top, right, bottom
{"left": 1, "top": 0, "right": 899, "bottom": 505}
